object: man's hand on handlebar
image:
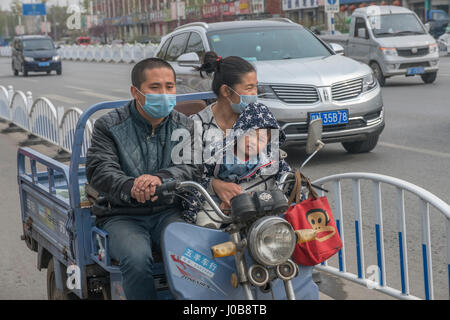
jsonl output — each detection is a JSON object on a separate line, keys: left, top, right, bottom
{"left": 131, "top": 174, "right": 162, "bottom": 203}
{"left": 212, "top": 178, "right": 242, "bottom": 207}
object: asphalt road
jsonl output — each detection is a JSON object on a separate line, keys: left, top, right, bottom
{"left": 0, "top": 56, "right": 449, "bottom": 300}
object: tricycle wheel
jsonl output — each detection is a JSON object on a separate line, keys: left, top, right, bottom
{"left": 46, "top": 257, "right": 78, "bottom": 300}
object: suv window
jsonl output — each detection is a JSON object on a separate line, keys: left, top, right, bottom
{"left": 165, "top": 33, "right": 189, "bottom": 61}
{"left": 185, "top": 32, "right": 205, "bottom": 61}
{"left": 354, "top": 18, "right": 368, "bottom": 39}
{"left": 157, "top": 38, "right": 171, "bottom": 59}
{"left": 207, "top": 27, "right": 331, "bottom": 61}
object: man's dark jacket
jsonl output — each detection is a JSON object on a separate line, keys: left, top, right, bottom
{"left": 86, "top": 99, "right": 201, "bottom": 209}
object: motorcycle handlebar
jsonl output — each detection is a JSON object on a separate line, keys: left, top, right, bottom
{"left": 155, "top": 180, "right": 233, "bottom": 224}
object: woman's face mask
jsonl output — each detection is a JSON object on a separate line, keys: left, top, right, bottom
{"left": 134, "top": 86, "right": 177, "bottom": 119}
{"left": 226, "top": 86, "right": 257, "bottom": 114}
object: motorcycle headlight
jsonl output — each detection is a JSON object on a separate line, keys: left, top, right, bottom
{"left": 248, "top": 216, "right": 296, "bottom": 266}
{"left": 362, "top": 73, "right": 377, "bottom": 92}
{"left": 24, "top": 56, "right": 34, "bottom": 62}
{"left": 52, "top": 55, "right": 60, "bottom": 61}
{"left": 429, "top": 42, "right": 438, "bottom": 54}
{"left": 257, "top": 84, "right": 277, "bottom": 100}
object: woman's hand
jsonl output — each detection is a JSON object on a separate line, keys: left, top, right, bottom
{"left": 211, "top": 178, "right": 242, "bottom": 207}
{"left": 131, "top": 174, "right": 162, "bottom": 203}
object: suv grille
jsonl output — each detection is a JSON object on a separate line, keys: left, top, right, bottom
{"left": 331, "top": 78, "right": 363, "bottom": 101}
{"left": 399, "top": 62, "right": 430, "bottom": 69}
{"left": 397, "top": 47, "right": 429, "bottom": 57}
{"left": 271, "top": 85, "right": 319, "bottom": 104}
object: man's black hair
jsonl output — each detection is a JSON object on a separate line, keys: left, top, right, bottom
{"left": 131, "top": 58, "right": 176, "bottom": 90}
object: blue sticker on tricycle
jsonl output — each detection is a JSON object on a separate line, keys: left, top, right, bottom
{"left": 181, "top": 248, "right": 218, "bottom": 278}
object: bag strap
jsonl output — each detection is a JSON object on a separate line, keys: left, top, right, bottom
{"left": 288, "top": 170, "right": 302, "bottom": 204}
{"left": 288, "top": 170, "right": 319, "bottom": 203}
{"left": 300, "top": 171, "right": 319, "bottom": 200}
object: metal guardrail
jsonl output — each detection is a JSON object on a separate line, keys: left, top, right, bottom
{"left": 0, "top": 43, "right": 157, "bottom": 63}
{"left": 313, "top": 172, "right": 450, "bottom": 300}
{"left": 0, "top": 85, "right": 94, "bottom": 154}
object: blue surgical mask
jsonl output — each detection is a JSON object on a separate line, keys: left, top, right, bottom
{"left": 226, "top": 86, "right": 257, "bottom": 114}
{"left": 135, "top": 87, "right": 176, "bottom": 119}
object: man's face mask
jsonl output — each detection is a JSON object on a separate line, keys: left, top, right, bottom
{"left": 134, "top": 86, "right": 177, "bottom": 119}
{"left": 226, "top": 86, "right": 257, "bottom": 114}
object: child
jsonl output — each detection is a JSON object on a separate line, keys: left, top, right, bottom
{"left": 181, "top": 102, "right": 291, "bottom": 228}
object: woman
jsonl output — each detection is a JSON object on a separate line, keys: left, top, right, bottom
{"left": 184, "top": 51, "right": 291, "bottom": 226}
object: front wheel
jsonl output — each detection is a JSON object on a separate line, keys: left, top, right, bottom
{"left": 56, "top": 68, "right": 62, "bottom": 75}
{"left": 370, "top": 62, "right": 386, "bottom": 87}
{"left": 342, "top": 134, "right": 380, "bottom": 153}
{"left": 47, "top": 257, "right": 78, "bottom": 300}
{"left": 421, "top": 72, "right": 437, "bottom": 84}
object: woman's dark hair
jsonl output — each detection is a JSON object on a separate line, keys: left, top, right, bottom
{"left": 196, "top": 51, "right": 256, "bottom": 97}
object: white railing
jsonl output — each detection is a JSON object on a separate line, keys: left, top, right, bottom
{"left": 10, "top": 90, "right": 31, "bottom": 131}
{"left": 59, "top": 107, "right": 93, "bottom": 157}
{"left": 2, "top": 43, "right": 158, "bottom": 62}
{"left": 29, "top": 97, "right": 59, "bottom": 146}
{"left": 0, "top": 85, "right": 94, "bottom": 156}
{"left": 0, "top": 85, "right": 10, "bottom": 120}
{"left": 313, "top": 172, "right": 450, "bottom": 300}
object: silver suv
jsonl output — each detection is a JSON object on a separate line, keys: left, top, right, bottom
{"left": 155, "top": 19, "right": 385, "bottom": 153}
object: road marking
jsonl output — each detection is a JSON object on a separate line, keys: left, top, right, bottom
{"left": 65, "top": 85, "right": 90, "bottom": 91}
{"left": 379, "top": 142, "right": 450, "bottom": 159}
{"left": 78, "top": 90, "right": 123, "bottom": 100}
{"left": 43, "top": 94, "right": 84, "bottom": 105}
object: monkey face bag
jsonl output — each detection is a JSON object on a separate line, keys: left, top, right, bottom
{"left": 284, "top": 171, "right": 342, "bottom": 266}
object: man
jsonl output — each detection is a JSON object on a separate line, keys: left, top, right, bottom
{"left": 86, "top": 58, "right": 201, "bottom": 299}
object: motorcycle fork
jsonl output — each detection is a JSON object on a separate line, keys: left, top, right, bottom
{"left": 230, "top": 232, "right": 254, "bottom": 300}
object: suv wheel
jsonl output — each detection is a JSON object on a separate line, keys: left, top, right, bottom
{"left": 342, "top": 134, "right": 380, "bottom": 153}
{"left": 370, "top": 62, "right": 386, "bottom": 87}
{"left": 421, "top": 72, "right": 437, "bottom": 84}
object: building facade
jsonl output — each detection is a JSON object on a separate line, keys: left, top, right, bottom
{"left": 88, "top": 0, "right": 284, "bottom": 43}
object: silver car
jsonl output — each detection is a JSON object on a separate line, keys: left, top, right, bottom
{"left": 155, "top": 19, "right": 384, "bottom": 153}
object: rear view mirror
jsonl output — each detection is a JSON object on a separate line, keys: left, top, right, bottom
{"left": 329, "top": 43, "right": 344, "bottom": 55}
{"left": 424, "top": 22, "right": 431, "bottom": 33}
{"left": 306, "top": 118, "right": 323, "bottom": 155}
{"left": 177, "top": 52, "right": 200, "bottom": 67}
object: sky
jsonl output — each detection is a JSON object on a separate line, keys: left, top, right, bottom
{"left": 0, "top": 0, "right": 82, "bottom": 11}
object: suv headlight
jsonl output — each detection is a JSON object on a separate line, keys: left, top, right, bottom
{"left": 429, "top": 42, "right": 438, "bottom": 54}
{"left": 248, "top": 216, "right": 296, "bottom": 266}
{"left": 380, "top": 47, "right": 397, "bottom": 56}
{"left": 257, "top": 84, "right": 277, "bottom": 100}
{"left": 52, "top": 55, "right": 60, "bottom": 61}
{"left": 363, "top": 73, "right": 377, "bottom": 92}
{"left": 24, "top": 56, "right": 34, "bottom": 62}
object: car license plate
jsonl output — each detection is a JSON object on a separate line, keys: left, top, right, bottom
{"left": 406, "top": 67, "right": 425, "bottom": 75}
{"left": 38, "top": 62, "right": 50, "bottom": 67}
{"left": 309, "top": 110, "right": 349, "bottom": 126}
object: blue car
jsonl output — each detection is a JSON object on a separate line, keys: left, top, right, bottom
{"left": 11, "top": 35, "right": 62, "bottom": 76}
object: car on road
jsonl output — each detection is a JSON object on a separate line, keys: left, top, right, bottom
{"left": 155, "top": 19, "right": 384, "bottom": 153}
{"left": 11, "top": 35, "right": 62, "bottom": 76}
{"left": 321, "top": 6, "right": 440, "bottom": 86}
{"left": 76, "top": 36, "right": 91, "bottom": 45}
